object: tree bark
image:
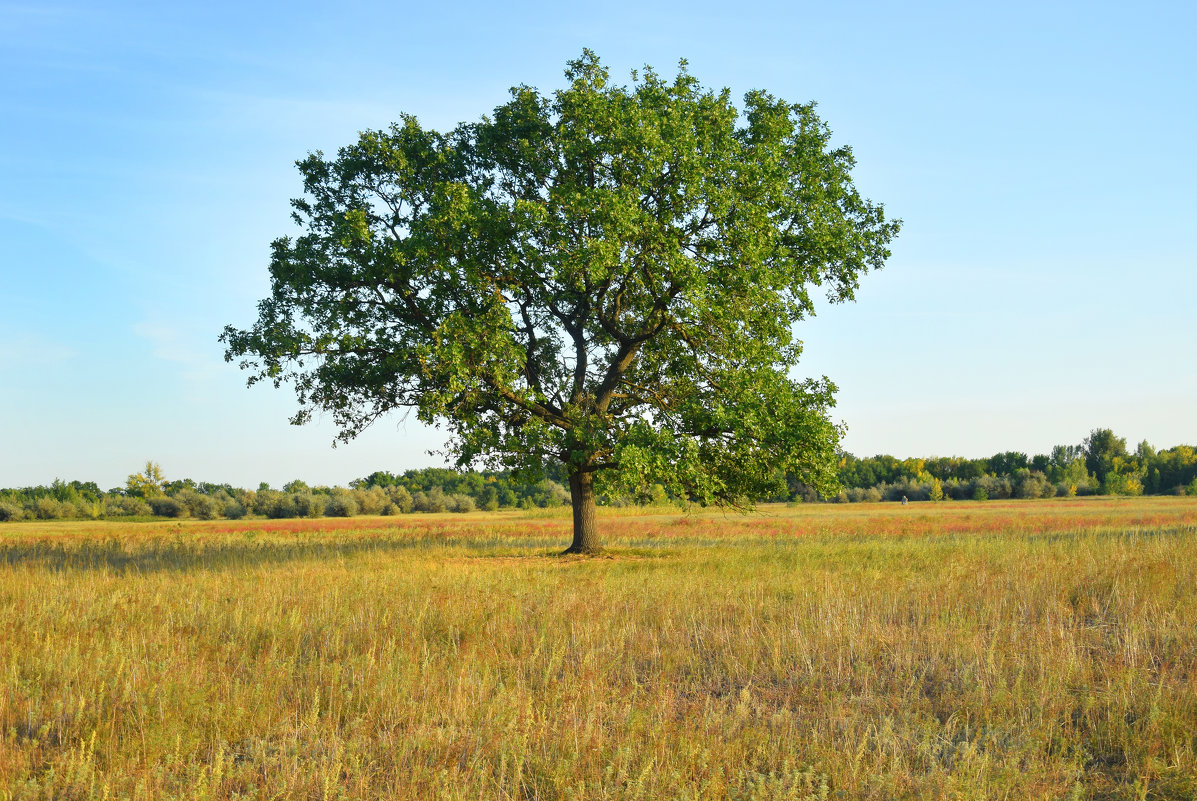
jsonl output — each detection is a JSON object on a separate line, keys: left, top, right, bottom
{"left": 565, "top": 469, "right": 600, "bottom": 554}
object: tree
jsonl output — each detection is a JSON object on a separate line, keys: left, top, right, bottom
{"left": 987, "top": 451, "right": 1028, "bottom": 477}
{"left": 126, "top": 461, "right": 166, "bottom": 498}
{"left": 221, "top": 52, "right": 899, "bottom": 553}
{"left": 1083, "top": 428, "right": 1127, "bottom": 486}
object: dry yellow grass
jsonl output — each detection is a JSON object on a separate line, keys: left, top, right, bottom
{"left": 2, "top": 497, "right": 1195, "bottom": 799}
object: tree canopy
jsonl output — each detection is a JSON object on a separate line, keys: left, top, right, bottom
{"left": 221, "top": 51, "right": 900, "bottom": 552}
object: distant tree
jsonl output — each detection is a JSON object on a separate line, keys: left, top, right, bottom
{"left": 221, "top": 51, "right": 899, "bottom": 553}
{"left": 147, "top": 495, "right": 185, "bottom": 518}
{"left": 126, "top": 461, "right": 167, "bottom": 498}
{"left": 324, "top": 489, "right": 359, "bottom": 517}
{"left": 163, "top": 478, "right": 198, "bottom": 494}
{"left": 386, "top": 485, "right": 414, "bottom": 513}
{"left": 174, "top": 489, "right": 220, "bottom": 519}
{"left": 1084, "top": 428, "right": 1128, "bottom": 485}
{"left": 929, "top": 478, "right": 944, "bottom": 501}
{"left": 988, "top": 451, "right": 1029, "bottom": 477}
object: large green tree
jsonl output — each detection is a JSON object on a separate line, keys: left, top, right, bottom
{"left": 1083, "top": 427, "right": 1128, "bottom": 486}
{"left": 221, "top": 52, "right": 899, "bottom": 553}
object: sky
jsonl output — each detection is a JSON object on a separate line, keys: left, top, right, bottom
{"left": 1, "top": 0, "right": 1194, "bottom": 489}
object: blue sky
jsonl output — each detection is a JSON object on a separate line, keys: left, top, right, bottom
{"left": 2, "top": 0, "right": 1193, "bottom": 489}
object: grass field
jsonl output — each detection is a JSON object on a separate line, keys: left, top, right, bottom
{"left": 2, "top": 497, "right": 1196, "bottom": 800}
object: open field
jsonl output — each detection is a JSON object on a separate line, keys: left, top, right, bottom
{"left": 2, "top": 497, "right": 1196, "bottom": 799}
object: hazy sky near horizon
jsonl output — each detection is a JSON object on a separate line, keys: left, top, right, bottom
{"left": 2, "top": 0, "right": 1194, "bottom": 489}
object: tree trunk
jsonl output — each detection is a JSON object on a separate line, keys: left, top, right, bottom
{"left": 565, "top": 469, "right": 600, "bottom": 554}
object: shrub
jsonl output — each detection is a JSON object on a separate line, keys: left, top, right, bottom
{"left": 419, "top": 487, "right": 449, "bottom": 513}
{"left": 386, "top": 486, "right": 414, "bottom": 514}
{"left": 973, "top": 475, "right": 1011, "bottom": 500}
{"left": 223, "top": 501, "right": 248, "bottom": 519}
{"left": 272, "top": 496, "right": 301, "bottom": 518}
{"left": 532, "top": 480, "right": 570, "bottom": 508}
{"left": 324, "top": 490, "right": 359, "bottom": 517}
{"left": 354, "top": 486, "right": 388, "bottom": 515}
{"left": 1014, "top": 470, "right": 1055, "bottom": 500}
{"left": 174, "top": 489, "right": 221, "bottom": 520}
{"left": 0, "top": 502, "right": 23, "bottom": 522}
{"left": 291, "top": 492, "right": 325, "bottom": 518}
{"left": 973, "top": 486, "right": 989, "bottom": 502}
{"left": 32, "top": 497, "right": 73, "bottom": 519}
{"left": 258, "top": 491, "right": 299, "bottom": 518}
{"left": 255, "top": 491, "right": 321, "bottom": 519}
{"left": 148, "top": 496, "right": 186, "bottom": 518}
{"left": 450, "top": 493, "right": 476, "bottom": 513}
{"left": 1103, "top": 472, "right": 1144, "bottom": 496}
{"left": 104, "top": 496, "right": 152, "bottom": 517}
{"left": 877, "top": 480, "right": 931, "bottom": 503}
{"left": 252, "top": 490, "right": 282, "bottom": 516}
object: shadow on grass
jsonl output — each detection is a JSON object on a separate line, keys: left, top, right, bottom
{"left": 0, "top": 535, "right": 567, "bottom": 575}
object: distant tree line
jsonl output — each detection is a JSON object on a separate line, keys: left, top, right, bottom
{"left": 2, "top": 429, "right": 1194, "bottom": 522}
{"left": 0, "top": 462, "right": 577, "bottom": 523}
{"left": 827, "top": 429, "right": 1197, "bottom": 503}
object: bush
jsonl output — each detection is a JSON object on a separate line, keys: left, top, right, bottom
{"left": 414, "top": 487, "right": 449, "bottom": 513}
{"left": 0, "top": 502, "right": 23, "bottom": 522}
{"left": 450, "top": 493, "right": 476, "bottom": 513}
{"left": 174, "top": 489, "right": 221, "bottom": 520}
{"left": 291, "top": 492, "right": 326, "bottom": 518}
{"left": 223, "top": 501, "right": 248, "bottom": 519}
{"left": 252, "top": 490, "right": 282, "bottom": 516}
{"left": 104, "top": 496, "right": 152, "bottom": 517}
{"left": 32, "top": 497, "right": 73, "bottom": 519}
{"left": 354, "top": 487, "right": 389, "bottom": 515}
{"left": 148, "top": 496, "right": 186, "bottom": 518}
{"left": 263, "top": 493, "right": 299, "bottom": 518}
{"left": 877, "top": 480, "right": 931, "bottom": 503}
{"left": 531, "top": 479, "right": 570, "bottom": 508}
{"left": 386, "top": 485, "right": 414, "bottom": 514}
{"left": 973, "top": 475, "right": 1011, "bottom": 500}
{"left": 255, "top": 491, "right": 321, "bottom": 519}
{"left": 324, "top": 490, "right": 359, "bottom": 517}
{"left": 1014, "top": 470, "right": 1055, "bottom": 500}
{"left": 1103, "top": 472, "right": 1144, "bottom": 496}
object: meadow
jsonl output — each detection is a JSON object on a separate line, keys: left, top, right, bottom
{"left": 2, "top": 497, "right": 1195, "bottom": 800}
